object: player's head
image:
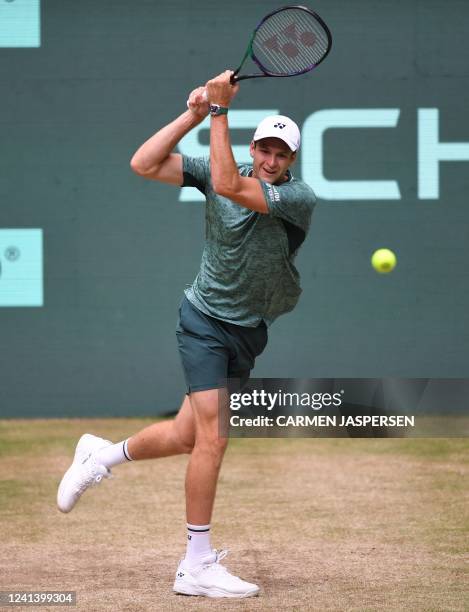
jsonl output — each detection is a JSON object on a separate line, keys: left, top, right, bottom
{"left": 250, "top": 115, "right": 299, "bottom": 184}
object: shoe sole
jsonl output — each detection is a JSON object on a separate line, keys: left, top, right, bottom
{"left": 57, "top": 434, "right": 108, "bottom": 513}
{"left": 173, "top": 581, "right": 259, "bottom": 598}
{"left": 57, "top": 465, "right": 79, "bottom": 513}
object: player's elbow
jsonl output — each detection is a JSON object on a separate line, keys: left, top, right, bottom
{"left": 130, "top": 156, "right": 145, "bottom": 176}
{"left": 212, "top": 179, "right": 238, "bottom": 199}
{"left": 130, "top": 156, "right": 156, "bottom": 177}
{"left": 212, "top": 182, "right": 229, "bottom": 197}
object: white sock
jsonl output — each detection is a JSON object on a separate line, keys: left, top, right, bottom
{"left": 184, "top": 523, "right": 212, "bottom": 567}
{"left": 96, "top": 439, "right": 133, "bottom": 469}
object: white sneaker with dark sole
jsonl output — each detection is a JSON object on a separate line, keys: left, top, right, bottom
{"left": 57, "top": 433, "right": 112, "bottom": 513}
{"left": 173, "top": 549, "right": 260, "bottom": 598}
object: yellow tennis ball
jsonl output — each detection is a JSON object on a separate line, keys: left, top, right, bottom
{"left": 371, "top": 248, "right": 396, "bottom": 273}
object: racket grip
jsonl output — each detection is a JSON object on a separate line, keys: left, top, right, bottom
{"left": 230, "top": 69, "right": 240, "bottom": 84}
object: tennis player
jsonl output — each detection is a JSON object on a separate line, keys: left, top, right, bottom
{"left": 57, "top": 70, "right": 316, "bottom": 599}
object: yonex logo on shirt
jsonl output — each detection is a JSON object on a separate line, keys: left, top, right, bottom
{"left": 267, "top": 184, "right": 281, "bottom": 202}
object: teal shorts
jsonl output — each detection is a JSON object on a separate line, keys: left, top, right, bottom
{"left": 176, "top": 296, "right": 268, "bottom": 394}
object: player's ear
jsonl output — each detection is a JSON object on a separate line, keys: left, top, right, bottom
{"left": 289, "top": 151, "right": 297, "bottom": 165}
{"left": 249, "top": 141, "right": 256, "bottom": 158}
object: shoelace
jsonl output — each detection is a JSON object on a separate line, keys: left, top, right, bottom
{"left": 215, "top": 549, "right": 228, "bottom": 563}
{"left": 202, "top": 549, "right": 230, "bottom": 574}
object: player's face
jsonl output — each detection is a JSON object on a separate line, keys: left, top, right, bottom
{"left": 250, "top": 138, "right": 296, "bottom": 184}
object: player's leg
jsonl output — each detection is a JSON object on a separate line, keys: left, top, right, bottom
{"left": 176, "top": 318, "right": 267, "bottom": 525}
{"left": 57, "top": 395, "right": 194, "bottom": 513}
{"left": 126, "top": 394, "right": 195, "bottom": 459}
{"left": 172, "top": 298, "right": 265, "bottom": 597}
{"left": 185, "top": 388, "right": 228, "bottom": 525}
{"left": 173, "top": 387, "right": 259, "bottom": 598}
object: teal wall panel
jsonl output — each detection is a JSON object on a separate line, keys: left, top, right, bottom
{"left": 0, "top": 0, "right": 40, "bottom": 48}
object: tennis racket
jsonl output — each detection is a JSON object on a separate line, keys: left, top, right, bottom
{"left": 187, "top": 5, "right": 332, "bottom": 106}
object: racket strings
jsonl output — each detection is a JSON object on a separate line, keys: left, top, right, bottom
{"left": 252, "top": 8, "right": 330, "bottom": 75}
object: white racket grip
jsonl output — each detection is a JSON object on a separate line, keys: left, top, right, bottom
{"left": 186, "top": 88, "right": 208, "bottom": 109}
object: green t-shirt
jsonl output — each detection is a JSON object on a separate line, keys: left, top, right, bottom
{"left": 182, "top": 156, "right": 316, "bottom": 327}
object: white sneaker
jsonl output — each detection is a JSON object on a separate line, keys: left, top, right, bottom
{"left": 57, "top": 434, "right": 112, "bottom": 513}
{"left": 173, "top": 549, "right": 259, "bottom": 598}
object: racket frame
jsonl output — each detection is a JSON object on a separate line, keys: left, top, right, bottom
{"left": 230, "top": 5, "right": 332, "bottom": 83}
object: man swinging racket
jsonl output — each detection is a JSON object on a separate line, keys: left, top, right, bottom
{"left": 57, "top": 70, "right": 316, "bottom": 599}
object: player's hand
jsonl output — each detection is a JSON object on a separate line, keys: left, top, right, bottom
{"left": 187, "top": 86, "right": 210, "bottom": 118}
{"left": 205, "top": 70, "right": 240, "bottom": 107}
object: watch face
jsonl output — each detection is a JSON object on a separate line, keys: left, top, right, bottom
{"left": 210, "top": 105, "right": 227, "bottom": 116}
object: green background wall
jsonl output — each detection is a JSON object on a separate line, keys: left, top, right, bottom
{"left": 1, "top": 0, "right": 468, "bottom": 417}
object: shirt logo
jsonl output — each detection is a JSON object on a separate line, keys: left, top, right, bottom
{"left": 267, "top": 184, "right": 281, "bottom": 202}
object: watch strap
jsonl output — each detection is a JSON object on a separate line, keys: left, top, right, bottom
{"left": 209, "top": 104, "right": 229, "bottom": 116}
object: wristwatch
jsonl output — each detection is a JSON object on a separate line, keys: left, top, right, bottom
{"left": 209, "top": 104, "right": 229, "bottom": 117}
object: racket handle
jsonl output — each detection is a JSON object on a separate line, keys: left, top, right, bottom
{"left": 230, "top": 68, "right": 241, "bottom": 84}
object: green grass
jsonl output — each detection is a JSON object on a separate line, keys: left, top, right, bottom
{"left": 0, "top": 418, "right": 156, "bottom": 457}
{"left": 1, "top": 419, "right": 468, "bottom": 611}
{"left": 2, "top": 418, "right": 468, "bottom": 460}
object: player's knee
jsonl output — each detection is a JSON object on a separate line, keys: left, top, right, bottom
{"left": 195, "top": 434, "right": 228, "bottom": 457}
{"left": 180, "top": 436, "right": 195, "bottom": 454}
{"left": 214, "top": 435, "right": 228, "bottom": 454}
{"left": 173, "top": 425, "right": 195, "bottom": 454}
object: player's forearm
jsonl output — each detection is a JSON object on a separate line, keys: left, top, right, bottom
{"left": 209, "top": 115, "right": 240, "bottom": 195}
{"left": 130, "top": 110, "right": 204, "bottom": 174}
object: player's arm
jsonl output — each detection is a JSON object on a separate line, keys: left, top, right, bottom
{"left": 210, "top": 115, "right": 268, "bottom": 213}
{"left": 130, "top": 87, "right": 209, "bottom": 185}
{"left": 206, "top": 72, "right": 268, "bottom": 214}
